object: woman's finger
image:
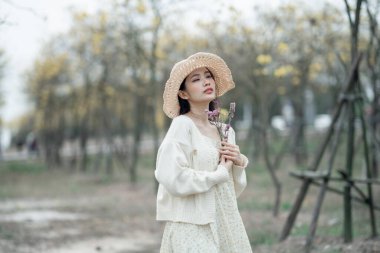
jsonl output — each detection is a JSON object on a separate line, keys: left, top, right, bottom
{"left": 220, "top": 148, "right": 239, "bottom": 156}
{"left": 221, "top": 141, "right": 234, "bottom": 147}
{"left": 221, "top": 155, "right": 228, "bottom": 162}
{"left": 220, "top": 151, "right": 238, "bottom": 159}
{"left": 220, "top": 146, "right": 239, "bottom": 152}
{"left": 219, "top": 150, "right": 238, "bottom": 157}
{"left": 221, "top": 143, "right": 239, "bottom": 152}
{"left": 223, "top": 155, "right": 236, "bottom": 161}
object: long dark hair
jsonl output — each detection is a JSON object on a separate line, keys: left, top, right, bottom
{"left": 178, "top": 75, "right": 217, "bottom": 115}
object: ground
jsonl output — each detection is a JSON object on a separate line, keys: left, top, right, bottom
{"left": 0, "top": 158, "right": 379, "bottom": 253}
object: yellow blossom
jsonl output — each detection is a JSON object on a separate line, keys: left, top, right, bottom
{"left": 292, "top": 76, "right": 300, "bottom": 86}
{"left": 105, "top": 86, "right": 115, "bottom": 97}
{"left": 155, "top": 49, "right": 166, "bottom": 60}
{"left": 219, "top": 108, "right": 229, "bottom": 122}
{"left": 256, "top": 54, "right": 272, "bottom": 65}
{"left": 228, "top": 25, "right": 237, "bottom": 35}
{"left": 136, "top": 0, "right": 146, "bottom": 14}
{"left": 241, "top": 26, "right": 253, "bottom": 35}
{"left": 35, "top": 110, "right": 45, "bottom": 130}
{"left": 152, "top": 16, "right": 161, "bottom": 28}
{"left": 327, "top": 52, "right": 335, "bottom": 63}
{"left": 310, "top": 62, "right": 322, "bottom": 80}
{"left": 35, "top": 54, "right": 67, "bottom": 81}
{"left": 277, "top": 42, "right": 289, "bottom": 54}
{"left": 274, "top": 65, "right": 294, "bottom": 77}
{"left": 99, "top": 12, "right": 107, "bottom": 27}
{"left": 74, "top": 12, "right": 88, "bottom": 22}
{"left": 92, "top": 32, "right": 104, "bottom": 55}
{"left": 310, "top": 62, "right": 322, "bottom": 72}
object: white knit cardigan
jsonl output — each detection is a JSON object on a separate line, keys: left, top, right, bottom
{"left": 155, "top": 115, "right": 249, "bottom": 225}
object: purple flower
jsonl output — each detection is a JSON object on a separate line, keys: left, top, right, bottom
{"left": 207, "top": 109, "right": 219, "bottom": 117}
{"left": 206, "top": 102, "right": 236, "bottom": 141}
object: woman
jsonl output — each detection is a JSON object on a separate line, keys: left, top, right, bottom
{"left": 155, "top": 52, "right": 252, "bottom": 253}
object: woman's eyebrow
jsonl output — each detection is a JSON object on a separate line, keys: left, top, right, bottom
{"left": 190, "top": 73, "right": 200, "bottom": 79}
{"left": 190, "top": 71, "right": 210, "bottom": 79}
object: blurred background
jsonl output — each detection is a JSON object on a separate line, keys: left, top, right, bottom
{"left": 0, "top": 0, "right": 379, "bottom": 252}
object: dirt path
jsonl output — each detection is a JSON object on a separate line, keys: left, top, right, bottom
{"left": 0, "top": 184, "right": 162, "bottom": 253}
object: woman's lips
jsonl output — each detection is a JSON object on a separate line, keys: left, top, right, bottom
{"left": 204, "top": 88, "right": 214, "bottom": 94}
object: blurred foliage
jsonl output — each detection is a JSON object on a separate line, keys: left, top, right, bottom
{"left": 0, "top": 48, "right": 6, "bottom": 110}
{"left": 0, "top": 48, "right": 5, "bottom": 82}
{"left": 4, "top": 0, "right": 379, "bottom": 177}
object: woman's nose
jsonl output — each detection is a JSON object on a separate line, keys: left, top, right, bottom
{"left": 203, "top": 78, "right": 210, "bottom": 86}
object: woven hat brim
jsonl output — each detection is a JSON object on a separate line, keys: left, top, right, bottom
{"left": 163, "top": 52, "right": 235, "bottom": 119}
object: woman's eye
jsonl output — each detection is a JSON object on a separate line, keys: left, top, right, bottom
{"left": 192, "top": 79, "right": 200, "bottom": 82}
{"left": 206, "top": 75, "right": 212, "bottom": 78}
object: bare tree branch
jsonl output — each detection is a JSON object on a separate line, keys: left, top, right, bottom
{"left": 353, "top": 0, "right": 363, "bottom": 39}
{"left": 344, "top": 0, "right": 354, "bottom": 29}
{"left": 3, "top": 0, "right": 46, "bottom": 21}
{"left": 365, "top": 0, "right": 380, "bottom": 44}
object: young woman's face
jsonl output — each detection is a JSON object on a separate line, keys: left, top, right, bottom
{"left": 180, "top": 67, "right": 216, "bottom": 103}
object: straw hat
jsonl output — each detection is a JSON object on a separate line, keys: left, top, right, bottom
{"left": 163, "top": 52, "right": 235, "bottom": 118}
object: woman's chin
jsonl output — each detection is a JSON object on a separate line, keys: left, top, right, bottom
{"left": 204, "top": 93, "right": 216, "bottom": 100}
{"left": 204, "top": 97, "right": 216, "bottom": 103}
{"left": 190, "top": 94, "right": 216, "bottom": 104}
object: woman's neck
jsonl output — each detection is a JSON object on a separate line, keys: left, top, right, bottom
{"left": 187, "top": 105, "right": 210, "bottom": 125}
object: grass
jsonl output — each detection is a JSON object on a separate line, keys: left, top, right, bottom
{"left": 250, "top": 228, "right": 278, "bottom": 245}
{"left": 0, "top": 224, "right": 14, "bottom": 240}
{"left": 0, "top": 158, "right": 127, "bottom": 199}
{"left": 292, "top": 224, "right": 310, "bottom": 236}
{"left": 0, "top": 160, "right": 47, "bottom": 173}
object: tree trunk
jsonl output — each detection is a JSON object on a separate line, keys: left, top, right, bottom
{"left": 79, "top": 130, "right": 88, "bottom": 172}
{"left": 371, "top": 97, "right": 379, "bottom": 178}
{"left": 292, "top": 115, "right": 307, "bottom": 166}
{"left": 99, "top": 61, "right": 114, "bottom": 175}
{"left": 262, "top": 128, "right": 282, "bottom": 216}
{"left": 259, "top": 99, "right": 282, "bottom": 216}
{"left": 129, "top": 95, "right": 145, "bottom": 183}
{"left": 365, "top": 0, "right": 380, "bottom": 178}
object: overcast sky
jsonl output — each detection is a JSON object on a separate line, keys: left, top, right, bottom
{"left": 0, "top": 0, "right": 105, "bottom": 125}
{"left": 0, "top": 0, "right": 344, "bottom": 127}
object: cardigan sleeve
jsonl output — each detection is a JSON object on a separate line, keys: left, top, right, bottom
{"left": 154, "top": 116, "right": 229, "bottom": 197}
{"left": 227, "top": 127, "right": 249, "bottom": 198}
{"left": 155, "top": 140, "right": 229, "bottom": 197}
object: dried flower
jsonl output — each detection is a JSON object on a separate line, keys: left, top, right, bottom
{"left": 224, "top": 102, "right": 235, "bottom": 139}
{"left": 206, "top": 101, "right": 236, "bottom": 141}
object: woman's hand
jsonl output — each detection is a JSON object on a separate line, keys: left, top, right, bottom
{"left": 220, "top": 155, "right": 233, "bottom": 170}
{"left": 219, "top": 141, "right": 244, "bottom": 167}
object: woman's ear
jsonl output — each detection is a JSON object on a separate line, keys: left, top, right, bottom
{"left": 178, "top": 90, "right": 189, "bottom": 100}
